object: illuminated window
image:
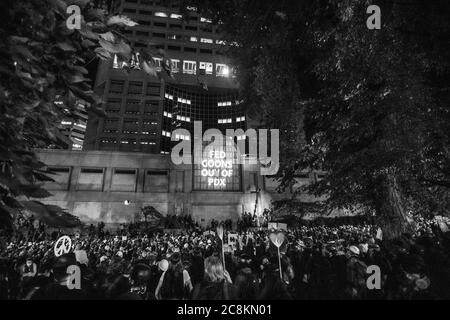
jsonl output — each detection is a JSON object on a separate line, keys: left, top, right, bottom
{"left": 170, "top": 13, "right": 182, "bottom": 19}
{"left": 113, "top": 54, "right": 120, "bottom": 68}
{"left": 183, "top": 60, "right": 196, "bottom": 74}
{"left": 199, "top": 62, "right": 213, "bottom": 74}
{"left": 218, "top": 118, "right": 232, "bottom": 124}
{"left": 177, "top": 97, "right": 191, "bottom": 105}
{"left": 200, "top": 17, "right": 212, "bottom": 23}
{"left": 163, "top": 111, "right": 173, "bottom": 118}
{"left": 216, "top": 64, "right": 229, "bottom": 77}
{"left": 200, "top": 38, "right": 213, "bottom": 43}
{"left": 218, "top": 101, "right": 232, "bottom": 107}
{"left": 176, "top": 115, "right": 191, "bottom": 122}
{"left": 153, "top": 57, "right": 162, "bottom": 71}
{"left": 154, "top": 12, "right": 168, "bottom": 17}
{"left": 236, "top": 116, "right": 246, "bottom": 122}
{"left": 189, "top": 36, "right": 198, "bottom": 42}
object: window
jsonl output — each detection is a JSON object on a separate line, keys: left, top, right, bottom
{"left": 168, "top": 45, "right": 181, "bottom": 51}
{"left": 163, "top": 111, "right": 173, "bottom": 118}
{"left": 146, "top": 83, "right": 160, "bottom": 96}
{"left": 136, "top": 30, "right": 149, "bottom": 37}
{"left": 200, "top": 17, "right": 212, "bottom": 23}
{"left": 200, "top": 48, "right": 212, "bottom": 54}
{"left": 153, "top": 32, "right": 165, "bottom": 38}
{"left": 164, "top": 93, "right": 174, "bottom": 100}
{"left": 216, "top": 63, "right": 229, "bottom": 77}
{"left": 186, "top": 26, "right": 197, "bottom": 31}
{"left": 167, "top": 34, "right": 176, "bottom": 40}
{"left": 177, "top": 97, "right": 191, "bottom": 105}
{"left": 45, "top": 167, "right": 71, "bottom": 190}
{"left": 162, "top": 130, "right": 171, "bottom": 137}
{"left": 218, "top": 118, "right": 232, "bottom": 124}
{"left": 199, "top": 62, "right": 213, "bottom": 75}
{"left": 176, "top": 115, "right": 191, "bottom": 122}
{"left": 183, "top": 60, "right": 196, "bottom": 74}
{"left": 125, "top": 99, "right": 140, "bottom": 114}
{"left": 154, "top": 12, "right": 168, "bottom": 17}
{"left": 153, "top": 57, "right": 162, "bottom": 71}
{"left": 170, "top": 13, "right": 182, "bottom": 19}
{"left": 189, "top": 36, "right": 198, "bottom": 42}
{"left": 140, "top": 139, "right": 156, "bottom": 145}
{"left": 169, "top": 24, "right": 182, "bottom": 29}
{"left": 145, "top": 170, "right": 169, "bottom": 192}
{"left": 236, "top": 116, "right": 246, "bottom": 122}
{"left": 184, "top": 47, "right": 196, "bottom": 53}
{"left": 174, "top": 133, "right": 190, "bottom": 140}
{"left": 200, "top": 38, "right": 213, "bottom": 43}
{"left": 217, "top": 101, "right": 232, "bottom": 107}
{"left": 78, "top": 168, "right": 104, "bottom": 191}
{"left": 154, "top": 22, "right": 167, "bottom": 27}
{"left": 104, "top": 119, "right": 119, "bottom": 133}
{"left": 138, "top": 20, "right": 151, "bottom": 25}
{"left": 170, "top": 59, "right": 180, "bottom": 73}
{"left": 138, "top": 10, "right": 152, "bottom": 15}
{"left": 123, "top": 8, "right": 136, "bottom": 13}
{"left": 111, "top": 169, "right": 136, "bottom": 192}
{"left": 105, "top": 98, "right": 122, "bottom": 113}
{"left": 144, "top": 101, "right": 159, "bottom": 114}
{"left": 109, "top": 80, "right": 125, "bottom": 93}
{"left": 127, "top": 81, "right": 143, "bottom": 94}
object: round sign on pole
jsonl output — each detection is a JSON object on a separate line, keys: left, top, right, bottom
{"left": 54, "top": 236, "right": 72, "bottom": 257}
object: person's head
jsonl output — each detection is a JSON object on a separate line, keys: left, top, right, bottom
{"left": 204, "top": 256, "right": 225, "bottom": 282}
{"left": 52, "top": 253, "right": 77, "bottom": 284}
{"left": 25, "top": 258, "right": 33, "bottom": 266}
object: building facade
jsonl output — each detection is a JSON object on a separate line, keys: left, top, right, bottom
{"left": 36, "top": 1, "right": 331, "bottom": 226}
{"left": 84, "top": 0, "right": 245, "bottom": 154}
{"left": 36, "top": 149, "right": 325, "bottom": 227}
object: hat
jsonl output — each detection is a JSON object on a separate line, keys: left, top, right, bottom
{"left": 349, "top": 246, "right": 360, "bottom": 256}
{"left": 158, "top": 259, "right": 169, "bottom": 272}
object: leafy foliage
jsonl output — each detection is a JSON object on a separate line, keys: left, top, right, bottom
{"left": 0, "top": 0, "right": 171, "bottom": 230}
{"left": 188, "top": 0, "right": 450, "bottom": 238}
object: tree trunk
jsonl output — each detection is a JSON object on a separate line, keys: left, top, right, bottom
{"left": 376, "top": 170, "right": 412, "bottom": 240}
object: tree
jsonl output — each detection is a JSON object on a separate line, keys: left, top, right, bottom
{"left": 189, "top": 0, "right": 450, "bottom": 239}
{"left": 0, "top": 0, "right": 164, "bottom": 230}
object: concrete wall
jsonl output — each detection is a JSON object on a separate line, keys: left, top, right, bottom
{"left": 36, "top": 149, "right": 321, "bottom": 227}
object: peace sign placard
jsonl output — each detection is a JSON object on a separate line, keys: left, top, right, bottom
{"left": 54, "top": 236, "right": 72, "bottom": 257}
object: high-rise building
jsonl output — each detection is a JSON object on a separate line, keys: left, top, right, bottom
{"left": 35, "top": 0, "right": 327, "bottom": 227}
{"left": 59, "top": 100, "right": 89, "bottom": 150}
{"left": 84, "top": 0, "right": 246, "bottom": 154}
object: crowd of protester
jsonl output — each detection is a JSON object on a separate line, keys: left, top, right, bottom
{"left": 1, "top": 213, "right": 450, "bottom": 300}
